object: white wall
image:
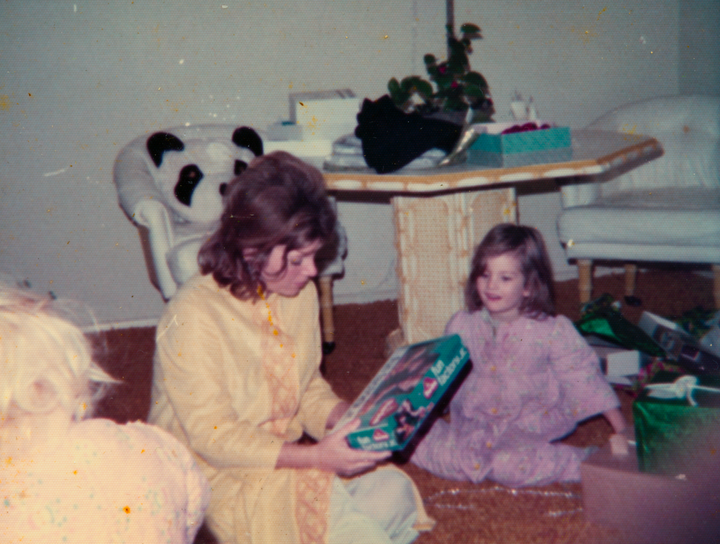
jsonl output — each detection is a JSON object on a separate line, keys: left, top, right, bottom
{"left": 0, "top": 0, "right": 689, "bottom": 326}
{"left": 679, "top": 1, "right": 720, "bottom": 96}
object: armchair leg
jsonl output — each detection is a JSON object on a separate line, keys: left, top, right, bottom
{"left": 623, "top": 263, "right": 642, "bottom": 306}
{"left": 624, "top": 264, "right": 638, "bottom": 297}
{"left": 578, "top": 259, "right": 593, "bottom": 304}
{"left": 318, "top": 275, "right": 336, "bottom": 354}
{"left": 713, "top": 265, "right": 720, "bottom": 310}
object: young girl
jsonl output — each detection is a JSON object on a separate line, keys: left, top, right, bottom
{"left": 0, "top": 285, "right": 210, "bottom": 543}
{"left": 411, "top": 224, "right": 626, "bottom": 487}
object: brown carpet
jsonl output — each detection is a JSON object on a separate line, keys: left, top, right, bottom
{"left": 90, "top": 269, "right": 715, "bottom": 544}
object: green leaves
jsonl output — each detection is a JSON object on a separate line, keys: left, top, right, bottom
{"left": 387, "top": 76, "right": 434, "bottom": 110}
{"left": 387, "top": 22, "right": 493, "bottom": 120}
{"left": 460, "top": 23, "right": 481, "bottom": 38}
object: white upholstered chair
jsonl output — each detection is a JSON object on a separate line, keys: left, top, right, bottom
{"left": 557, "top": 95, "right": 720, "bottom": 307}
{"left": 114, "top": 124, "right": 347, "bottom": 352}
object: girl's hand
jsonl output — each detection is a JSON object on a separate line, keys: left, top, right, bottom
{"left": 314, "top": 419, "right": 391, "bottom": 477}
{"left": 603, "top": 408, "right": 627, "bottom": 434}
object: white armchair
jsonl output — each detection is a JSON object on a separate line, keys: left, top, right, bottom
{"left": 114, "top": 124, "right": 347, "bottom": 352}
{"left": 557, "top": 95, "right": 720, "bottom": 307}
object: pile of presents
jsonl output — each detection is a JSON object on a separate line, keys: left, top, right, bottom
{"left": 575, "top": 296, "right": 720, "bottom": 542}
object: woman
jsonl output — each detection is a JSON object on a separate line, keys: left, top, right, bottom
{"left": 149, "top": 152, "right": 431, "bottom": 544}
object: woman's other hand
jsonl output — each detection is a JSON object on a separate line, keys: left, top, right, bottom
{"left": 276, "top": 419, "right": 390, "bottom": 477}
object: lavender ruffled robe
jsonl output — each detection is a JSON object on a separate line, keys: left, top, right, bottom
{"left": 412, "top": 309, "right": 619, "bottom": 487}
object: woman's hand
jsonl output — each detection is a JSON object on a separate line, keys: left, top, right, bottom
{"left": 315, "top": 419, "right": 391, "bottom": 477}
{"left": 276, "top": 419, "right": 390, "bottom": 477}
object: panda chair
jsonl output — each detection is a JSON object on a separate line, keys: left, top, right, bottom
{"left": 113, "top": 124, "right": 347, "bottom": 353}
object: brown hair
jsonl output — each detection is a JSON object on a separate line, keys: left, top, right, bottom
{"left": 198, "top": 151, "right": 336, "bottom": 300}
{"left": 465, "top": 223, "right": 556, "bottom": 318}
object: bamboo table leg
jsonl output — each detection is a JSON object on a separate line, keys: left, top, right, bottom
{"left": 392, "top": 187, "right": 517, "bottom": 346}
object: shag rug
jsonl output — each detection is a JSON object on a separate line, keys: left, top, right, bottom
{"left": 90, "top": 268, "right": 716, "bottom": 544}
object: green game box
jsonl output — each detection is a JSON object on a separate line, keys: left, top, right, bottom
{"left": 332, "top": 334, "right": 471, "bottom": 462}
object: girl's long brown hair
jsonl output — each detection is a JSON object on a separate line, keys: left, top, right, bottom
{"left": 465, "top": 223, "right": 556, "bottom": 318}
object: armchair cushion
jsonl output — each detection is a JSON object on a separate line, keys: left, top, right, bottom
{"left": 586, "top": 96, "right": 720, "bottom": 196}
{"left": 557, "top": 95, "right": 720, "bottom": 265}
{"left": 559, "top": 188, "right": 720, "bottom": 254}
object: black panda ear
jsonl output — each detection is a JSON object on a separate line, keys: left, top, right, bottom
{"left": 232, "top": 127, "right": 263, "bottom": 157}
{"left": 147, "top": 132, "right": 185, "bottom": 167}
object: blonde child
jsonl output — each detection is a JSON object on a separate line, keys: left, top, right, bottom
{"left": 411, "top": 224, "right": 626, "bottom": 486}
{"left": 0, "top": 285, "right": 210, "bottom": 543}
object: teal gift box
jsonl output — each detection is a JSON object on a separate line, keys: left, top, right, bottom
{"left": 468, "top": 122, "right": 572, "bottom": 168}
{"left": 331, "top": 334, "right": 471, "bottom": 462}
{"left": 633, "top": 371, "right": 720, "bottom": 476}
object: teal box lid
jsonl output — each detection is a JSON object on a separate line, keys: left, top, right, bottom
{"left": 470, "top": 123, "right": 571, "bottom": 155}
{"left": 333, "top": 334, "right": 471, "bottom": 461}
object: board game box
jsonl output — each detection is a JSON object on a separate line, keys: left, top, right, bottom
{"left": 332, "top": 334, "right": 472, "bottom": 462}
{"left": 638, "top": 311, "right": 720, "bottom": 375}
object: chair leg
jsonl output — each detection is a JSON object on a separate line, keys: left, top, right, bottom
{"left": 624, "top": 264, "right": 638, "bottom": 297}
{"left": 577, "top": 259, "right": 593, "bottom": 304}
{"left": 318, "top": 275, "right": 336, "bottom": 354}
{"left": 713, "top": 265, "right": 720, "bottom": 310}
{"left": 622, "top": 263, "right": 642, "bottom": 306}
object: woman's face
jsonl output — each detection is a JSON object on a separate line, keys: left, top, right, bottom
{"left": 260, "top": 240, "right": 323, "bottom": 297}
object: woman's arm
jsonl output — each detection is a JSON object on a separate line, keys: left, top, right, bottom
{"left": 325, "top": 400, "right": 350, "bottom": 430}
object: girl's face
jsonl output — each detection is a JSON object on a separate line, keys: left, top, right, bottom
{"left": 475, "top": 253, "right": 530, "bottom": 322}
{"left": 260, "top": 240, "right": 323, "bottom": 297}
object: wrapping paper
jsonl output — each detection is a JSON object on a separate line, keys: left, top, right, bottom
{"left": 633, "top": 371, "right": 720, "bottom": 475}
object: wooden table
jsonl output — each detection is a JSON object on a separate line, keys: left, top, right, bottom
{"left": 323, "top": 129, "right": 662, "bottom": 347}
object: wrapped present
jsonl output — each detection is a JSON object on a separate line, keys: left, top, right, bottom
{"left": 638, "top": 311, "right": 720, "bottom": 374}
{"left": 575, "top": 295, "right": 664, "bottom": 357}
{"left": 633, "top": 371, "right": 720, "bottom": 475}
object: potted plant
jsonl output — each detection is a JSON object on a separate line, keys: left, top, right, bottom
{"left": 387, "top": 23, "right": 495, "bottom": 124}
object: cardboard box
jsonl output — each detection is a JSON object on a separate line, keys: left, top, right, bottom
{"left": 588, "top": 335, "right": 649, "bottom": 385}
{"left": 593, "top": 344, "right": 647, "bottom": 376}
{"left": 633, "top": 371, "right": 720, "bottom": 476}
{"left": 289, "top": 89, "right": 360, "bottom": 142}
{"left": 332, "top": 334, "right": 471, "bottom": 461}
{"left": 581, "top": 442, "right": 720, "bottom": 543}
{"left": 467, "top": 122, "right": 571, "bottom": 167}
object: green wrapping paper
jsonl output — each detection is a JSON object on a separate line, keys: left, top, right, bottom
{"left": 574, "top": 295, "right": 664, "bottom": 356}
{"left": 633, "top": 371, "right": 720, "bottom": 475}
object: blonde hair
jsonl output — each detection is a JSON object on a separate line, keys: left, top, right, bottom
{"left": 0, "top": 284, "right": 117, "bottom": 421}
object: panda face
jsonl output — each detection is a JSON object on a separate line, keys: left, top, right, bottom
{"left": 146, "top": 127, "right": 263, "bottom": 224}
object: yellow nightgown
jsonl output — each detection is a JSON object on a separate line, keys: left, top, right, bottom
{"left": 149, "top": 273, "right": 431, "bottom": 544}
